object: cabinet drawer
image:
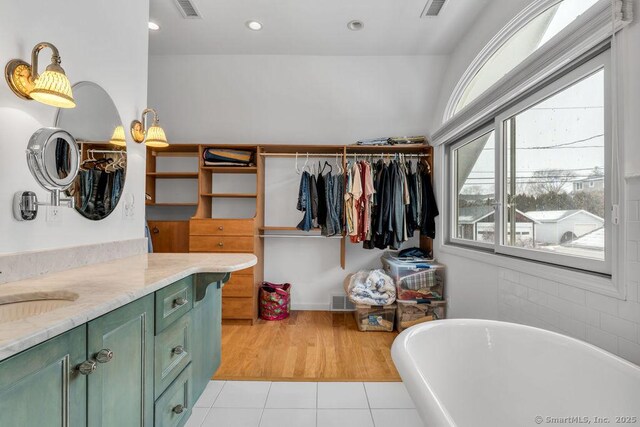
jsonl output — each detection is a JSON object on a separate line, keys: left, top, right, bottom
{"left": 190, "top": 219, "right": 254, "bottom": 236}
{"left": 222, "top": 297, "right": 255, "bottom": 319}
{"left": 154, "top": 364, "right": 192, "bottom": 427}
{"left": 156, "top": 277, "right": 194, "bottom": 334}
{"left": 148, "top": 221, "right": 189, "bottom": 253}
{"left": 222, "top": 275, "right": 254, "bottom": 298}
{"left": 155, "top": 315, "right": 192, "bottom": 399}
{"left": 189, "top": 236, "right": 254, "bottom": 253}
{"left": 234, "top": 266, "right": 254, "bottom": 276}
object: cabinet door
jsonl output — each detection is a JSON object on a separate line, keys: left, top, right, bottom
{"left": 0, "top": 326, "right": 86, "bottom": 427}
{"left": 87, "top": 295, "right": 154, "bottom": 427}
{"left": 148, "top": 221, "right": 189, "bottom": 253}
{"left": 191, "top": 273, "right": 225, "bottom": 398}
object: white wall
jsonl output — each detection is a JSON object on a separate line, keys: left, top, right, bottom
{"left": 433, "top": 0, "right": 640, "bottom": 365}
{"left": 0, "top": 0, "right": 149, "bottom": 254}
{"left": 149, "top": 54, "right": 446, "bottom": 309}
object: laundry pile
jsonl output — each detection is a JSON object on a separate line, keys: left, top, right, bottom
{"left": 345, "top": 157, "right": 438, "bottom": 249}
{"left": 344, "top": 269, "right": 396, "bottom": 306}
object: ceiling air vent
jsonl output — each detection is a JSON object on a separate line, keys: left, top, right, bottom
{"left": 421, "top": 0, "right": 447, "bottom": 17}
{"left": 174, "top": 0, "right": 202, "bottom": 19}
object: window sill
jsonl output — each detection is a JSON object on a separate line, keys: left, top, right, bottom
{"left": 439, "top": 243, "right": 623, "bottom": 300}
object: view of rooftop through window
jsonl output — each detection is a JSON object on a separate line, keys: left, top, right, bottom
{"left": 454, "top": 0, "right": 600, "bottom": 114}
{"left": 455, "top": 68, "right": 605, "bottom": 260}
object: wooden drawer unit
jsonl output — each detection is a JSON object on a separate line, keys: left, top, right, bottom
{"left": 222, "top": 297, "right": 255, "bottom": 319}
{"left": 189, "top": 236, "right": 254, "bottom": 253}
{"left": 154, "top": 315, "right": 192, "bottom": 399}
{"left": 234, "top": 266, "right": 254, "bottom": 276}
{"left": 154, "top": 364, "right": 193, "bottom": 427}
{"left": 222, "top": 274, "right": 254, "bottom": 298}
{"left": 155, "top": 277, "right": 194, "bottom": 333}
{"left": 190, "top": 219, "right": 254, "bottom": 236}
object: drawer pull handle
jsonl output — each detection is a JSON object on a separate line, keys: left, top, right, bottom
{"left": 152, "top": 227, "right": 159, "bottom": 234}
{"left": 218, "top": 226, "right": 223, "bottom": 230}
{"left": 218, "top": 242, "right": 224, "bottom": 247}
{"left": 172, "top": 404, "right": 186, "bottom": 414}
{"left": 95, "top": 348, "right": 114, "bottom": 364}
{"left": 173, "top": 297, "right": 188, "bottom": 307}
{"left": 172, "top": 345, "right": 185, "bottom": 355}
{"left": 77, "top": 360, "right": 97, "bottom": 375}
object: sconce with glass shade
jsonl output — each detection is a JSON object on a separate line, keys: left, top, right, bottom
{"left": 5, "top": 42, "right": 75, "bottom": 108}
{"left": 130, "top": 108, "right": 169, "bottom": 147}
{"left": 109, "top": 125, "right": 127, "bottom": 147}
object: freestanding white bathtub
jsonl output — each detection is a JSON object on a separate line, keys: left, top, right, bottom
{"left": 392, "top": 319, "right": 640, "bottom": 427}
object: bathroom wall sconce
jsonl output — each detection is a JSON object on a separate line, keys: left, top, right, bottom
{"left": 130, "top": 108, "right": 169, "bottom": 148}
{"left": 5, "top": 42, "right": 76, "bottom": 108}
{"left": 109, "top": 125, "right": 127, "bottom": 147}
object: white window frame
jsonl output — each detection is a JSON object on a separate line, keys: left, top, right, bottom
{"left": 448, "top": 126, "right": 496, "bottom": 251}
{"left": 494, "top": 52, "right": 611, "bottom": 275}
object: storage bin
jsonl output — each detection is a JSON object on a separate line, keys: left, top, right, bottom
{"left": 396, "top": 268, "right": 444, "bottom": 301}
{"left": 354, "top": 304, "right": 396, "bottom": 332}
{"left": 381, "top": 252, "right": 439, "bottom": 281}
{"left": 396, "top": 300, "right": 447, "bottom": 332}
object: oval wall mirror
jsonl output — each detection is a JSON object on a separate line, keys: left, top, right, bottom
{"left": 55, "top": 82, "right": 126, "bottom": 220}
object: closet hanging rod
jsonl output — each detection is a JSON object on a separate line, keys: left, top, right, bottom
{"left": 259, "top": 153, "right": 343, "bottom": 158}
{"left": 345, "top": 153, "right": 429, "bottom": 157}
{"left": 86, "top": 149, "right": 127, "bottom": 154}
{"left": 259, "top": 234, "right": 343, "bottom": 239}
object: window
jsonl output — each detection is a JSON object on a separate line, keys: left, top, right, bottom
{"left": 447, "top": 52, "right": 610, "bottom": 275}
{"left": 452, "top": 130, "right": 496, "bottom": 246}
{"left": 449, "top": 0, "right": 600, "bottom": 118}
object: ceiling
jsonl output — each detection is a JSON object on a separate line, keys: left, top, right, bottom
{"left": 149, "top": 0, "right": 492, "bottom": 56}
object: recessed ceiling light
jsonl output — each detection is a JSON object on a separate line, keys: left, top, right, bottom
{"left": 148, "top": 21, "right": 160, "bottom": 31}
{"left": 246, "top": 20, "right": 263, "bottom": 31}
{"left": 347, "top": 20, "right": 364, "bottom": 31}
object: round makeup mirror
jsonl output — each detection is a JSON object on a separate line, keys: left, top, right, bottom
{"left": 26, "top": 127, "right": 80, "bottom": 191}
{"left": 56, "top": 82, "right": 126, "bottom": 220}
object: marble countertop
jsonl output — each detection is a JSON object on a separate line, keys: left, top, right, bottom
{"left": 0, "top": 253, "right": 257, "bottom": 361}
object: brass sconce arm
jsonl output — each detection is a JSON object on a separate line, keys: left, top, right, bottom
{"left": 130, "top": 108, "right": 168, "bottom": 147}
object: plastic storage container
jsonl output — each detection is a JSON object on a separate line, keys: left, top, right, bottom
{"left": 396, "top": 268, "right": 444, "bottom": 301}
{"left": 354, "top": 304, "right": 396, "bottom": 332}
{"left": 381, "top": 252, "right": 437, "bottom": 281}
{"left": 396, "top": 300, "right": 447, "bottom": 332}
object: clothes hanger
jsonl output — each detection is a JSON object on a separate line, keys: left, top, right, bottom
{"left": 335, "top": 153, "right": 342, "bottom": 174}
{"left": 295, "top": 152, "right": 301, "bottom": 175}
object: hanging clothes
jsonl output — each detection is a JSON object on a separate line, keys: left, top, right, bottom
{"left": 296, "top": 171, "right": 313, "bottom": 231}
{"left": 419, "top": 161, "right": 438, "bottom": 239}
{"left": 348, "top": 162, "right": 363, "bottom": 242}
{"left": 316, "top": 166, "right": 327, "bottom": 229}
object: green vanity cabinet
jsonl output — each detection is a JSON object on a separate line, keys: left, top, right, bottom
{"left": 0, "top": 272, "right": 229, "bottom": 427}
{"left": 0, "top": 326, "right": 87, "bottom": 427}
{"left": 87, "top": 294, "right": 155, "bottom": 426}
{"left": 190, "top": 273, "right": 227, "bottom": 398}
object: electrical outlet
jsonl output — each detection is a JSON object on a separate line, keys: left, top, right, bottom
{"left": 46, "top": 206, "right": 62, "bottom": 223}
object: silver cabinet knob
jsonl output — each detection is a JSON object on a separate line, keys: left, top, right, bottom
{"left": 172, "top": 404, "right": 186, "bottom": 414}
{"left": 77, "top": 360, "right": 97, "bottom": 375}
{"left": 172, "top": 345, "right": 185, "bottom": 355}
{"left": 95, "top": 348, "right": 114, "bottom": 364}
{"left": 218, "top": 226, "right": 223, "bottom": 231}
{"left": 173, "top": 297, "right": 187, "bottom": 307}
{"left": 218, "top": 242, "right": 224, "bottom": 247}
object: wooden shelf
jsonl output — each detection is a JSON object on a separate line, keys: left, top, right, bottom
{"left": 146, "top": 172, "right": 198, "bottom": 179}
{"left": 201, "top": 193, "right": 257, "bottom": 198}
{"left": 201, "top": 166, "right": 257, "bottom": 174}
{"left": 146, "top": 202, "right": 198, "bottom": 207}
{"left": 259, "top": 226, "right": 320, "bottom": 231}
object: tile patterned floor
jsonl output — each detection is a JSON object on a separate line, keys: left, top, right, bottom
{"left": 186, "top": 381, "right": 424, "bottom": 427}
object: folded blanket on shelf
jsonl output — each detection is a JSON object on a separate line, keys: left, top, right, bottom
{"left": 203, "top": 148, "right": 253, "bottom": 164}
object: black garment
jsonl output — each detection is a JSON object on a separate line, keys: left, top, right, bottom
{"left": 310, "top": 174, "right": 318, "bottom": 226}
{"left": 419, "top": 164, "right": 439, "bottom": 239}
{"left": 316, "top": 172, "right": 327, "bottom": 227}
{"left": 374, "top": 161, "right": 392, "bottom": 249}
{"left": 405, "top": 163, "right": 419, "bottom": 238}
{"left": 93, "top": 170, "right": 109, "bottom": 219}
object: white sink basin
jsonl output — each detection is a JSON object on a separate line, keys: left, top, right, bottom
{"left": 0, "top": 291, "right": 79, "bottom": 323}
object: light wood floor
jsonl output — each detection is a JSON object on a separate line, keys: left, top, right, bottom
{"left": 214, "top": 311, "right": 401, "bottom": 382}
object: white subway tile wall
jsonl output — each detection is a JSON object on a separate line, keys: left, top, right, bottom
{"left": 497, "top": 178, "right": 640, "bottom": 366}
